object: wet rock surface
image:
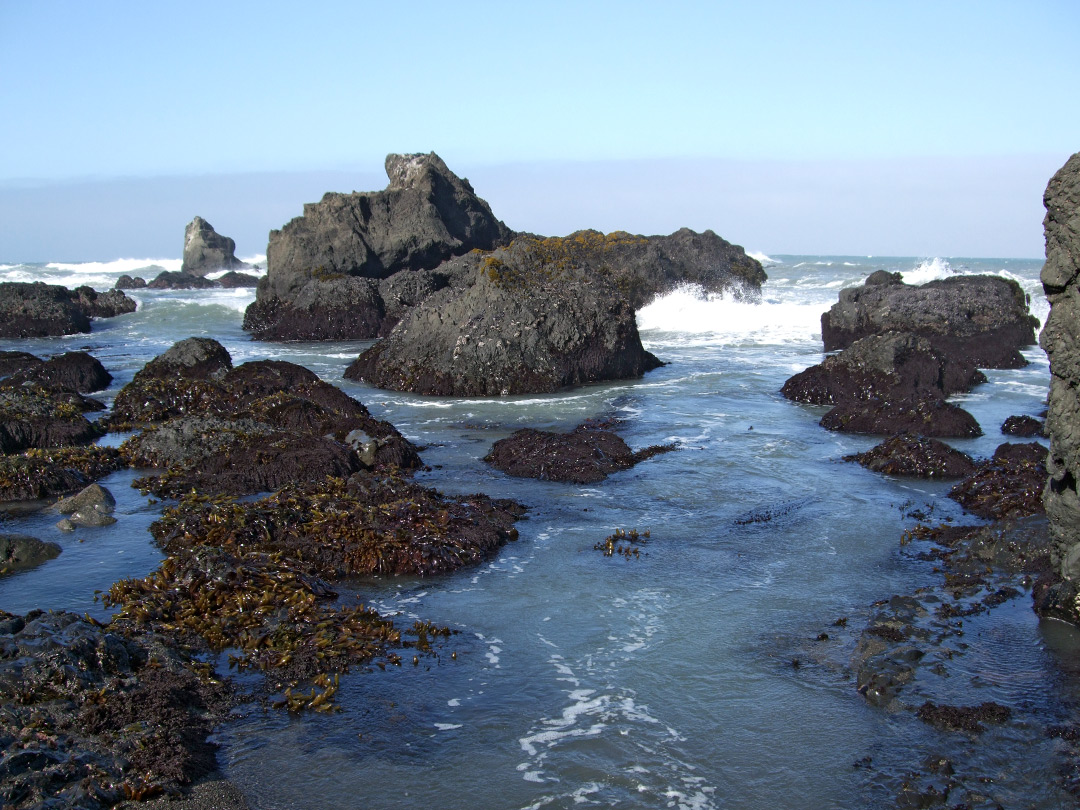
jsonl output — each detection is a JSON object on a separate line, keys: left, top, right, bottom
{"left": 0, "top": 351, "right": 112, "bottom": 394}
{"left": 0, "top": 387, "right": 105, "bottom": 453}
{"left": 345, "top": 237, "right": 664, "bottom": 396}
{"left": 1001, "top": 413, "right": 1045, "bottom": 437}
{"left": 821, "top": 272, "right": 1039, "bottom": 368}
{"left": 844, "top": 433, "right": 977, "bottom": 478}
{"left": 110, "top": 340, "right": 420, "bottom": 496}
{"left": 0, "top": 282, "right": 135, "bottom": 337}
{"left": 0, "top": 446, "right": 125, "bottom": 503}
{"left": 484, "top": 421, "right": 675, "bottom": 483}
{"left": 947, "top": 441, "right": 1047, "bottom": 520}
{"left": 0, "top": 534, "right": 61, "bottom": 575}
{"left": 0, "top": 608, "right": 233, "bottom": 807}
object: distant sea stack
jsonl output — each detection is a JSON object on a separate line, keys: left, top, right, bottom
{"left": 1039, "top": 152, "right": 1080, "bottom": 588}
{"left": 181, "top": 216, "right": 248, "bottom": 277}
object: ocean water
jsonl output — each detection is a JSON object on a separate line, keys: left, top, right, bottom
{"left": 0, "top": 254, "right": 1075, "bottom": 809}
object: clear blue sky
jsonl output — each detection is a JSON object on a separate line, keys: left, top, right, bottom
{"left": 1, "top": 0, "right": 1077, "bottom": 260}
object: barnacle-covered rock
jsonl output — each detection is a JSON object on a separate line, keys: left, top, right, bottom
{"left": 0, "top": 387, "right": 104, "bottom": 453}
{"left": 948, "top": 441, "right": 1047, "bottom": 520}
{"left": 0, "top": 446, "right": 124, "bottom": 502}
{"left": 845, "top": 432, "right": 977, "bottom": 478}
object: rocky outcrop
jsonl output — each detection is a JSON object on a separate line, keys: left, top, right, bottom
{"left": 1039, "top": 152, "right": 1080, "bottom": 583}
{"left": 110, "top": 338, "right": 420, "bottom": 496}
{"left": 484, "top": 421, "right": 675, "bottom": 483}
{"left": 181, "top": 216, "right": 248, "bottom": 277}
{"left": 344, "top": 239, "right": 663, "bottom": 396}
{"left": 0, "top": 534, "right": 61, "bottom": 575}
{"left": 0, "top": 283, "right": 136, "bottom": 337}
{"left": 822, "top": 273, "right": 1039, "bottom": 368}
{"left": 244, "top": 152, "right": 514, "bottom": 340}
{"left": 948, "top": 442, "right": 1047, "bottom": 521}
{"left": 844, "top": 433, "right": 977, "bottom": 478}
{"left": 147, "top": 270, "right": 217, "bottom": 290}
{"left": 782, "top": 332, "right": 983, "bottom": 437}
{"left": 115, "top": 274, "right": 147, "bottom": 289}
{"left": 0, "top": 351, "right": 111, "bottom": 394}
{"left": 0, "top": 446, "right": 124, "bottom": 502}
{"left": 0, "top": 388, "right": 104, "bottom": 453}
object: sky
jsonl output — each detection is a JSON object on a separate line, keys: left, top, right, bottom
{"left": 1, "top": 0, "right": 1077, "bottom": 261}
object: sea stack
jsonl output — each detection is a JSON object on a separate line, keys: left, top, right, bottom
{"left": 1039, "top": 151, "right": 1080, "bottom": 583}
{"left": 181, "top": 216, "right": 247, "bottom": 277}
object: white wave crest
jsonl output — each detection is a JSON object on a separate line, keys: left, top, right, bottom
{"left": 748, "top": 251, "right": 780, "bottom": 266}
{"left": 901, "top": 257, "right": 953, "bottom": 285}
{"left": 637, "top": 284, "right": 824, "bottom": 347}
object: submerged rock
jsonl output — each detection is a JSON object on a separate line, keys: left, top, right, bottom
{"left": 822, "top": 273, "right": 1039, "bottom": 368}
{"left": 484, "top": 421, "right": 676, "bottom": 483}
{"left": 0, "top": 533, "right": 61, "bottom": 574}
{"left": 181, "top": 215, "right": 248, "bottom": 277}
{"left": 345, "top": 238, "right": 664, "bottom": 396}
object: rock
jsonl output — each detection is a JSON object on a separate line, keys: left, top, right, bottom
{"left": 344, "top": 238, "right": 664, "bottom": 396}
{"left": 782, "top": 332, "right": 984, "bottom": 437}
{"left": 244, "top": 152, "right": 514, "bottom": 340}
{"left": 111, "top": 340, "right": 420, "bottom": 496}
{"left": 0, "top": 447, "right": 124, "bottom": 503}
{"left": 822, "top": 273, "right": 1039, "bottom": 368}
{"left": 1040, "top": 152, "right": 1080, "bottom": 580}
{"left": 115, "top": 274, "right": 147, "bottom": 289}
{"left": 1001, "top": 414, "right": 1045, "bottom": 437}
{"left": 484, "top": 421, "right": 675, "bottom": 483}
{"left": 147, "top": 270, "right": 218, "bottom": 289}
{"left": 181, "top": 216, "right": 248, "bottom": 277}
{"left": 0, "top": 534, "right": 61, "bottom": 574}
{"left": 53, "top": 482, "right": 115, "bottom": 515}
{"left": 0, "top": 282, "right": 135, "bottom": 337}
{"left": 0, "top": 388, "right": 104, "bottom": 453}
{"left": 1, "top": 351, "right": 111, "bottom": 393}
{"left": 915, "top": 701, "right": 1012, "bottom": 733}
{"left": 0, "top": 351, "right": 43, "bottom": 378}
{"left": 948, "top": 441, "right": 1047, "bottom": 520}
{"left": 845, "top": 432, "right": 977, "bottom": 478}
{"left": 216, "top": 270, "right": 261, "bottom": 288}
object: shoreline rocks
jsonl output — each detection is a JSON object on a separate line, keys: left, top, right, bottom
{"left": 0, "top": 282, "right": 135, "bottom": 337}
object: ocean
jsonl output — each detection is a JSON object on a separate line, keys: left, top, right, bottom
{"left": 0, "top": 254, "right": 1074, "bottom": 809}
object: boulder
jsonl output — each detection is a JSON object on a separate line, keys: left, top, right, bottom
{"left": 344, "top": 239, "right": 663, "bottom": 396}
{"left": 1001, "top": 414, "right": 1045, "bottom": 437}
{"left": 0, "top": 446, "right": 124, "bottom": 502}
{"left": 0, "top": 388, "right": 105, "bottom": 453}
{"left": 484, "top": 421, "right": 675, "bottom": 483}
{"left": 216, "top": 270, "right": 261, "bottom": 288}
{"left": 1, "top": 351, "right": 111, "bottom": 394}
{"left": 0, "top": 534, "right": 61, "bottom": 575}
{"left": 821, "top": 273, "right": 1039, "bottom": 368}
{"left": 949, "top": 442, "right": 1047, "bottom": 520}
{"left": 0, "top": 282, "right": 135, "bottom": 337}
{"left": 1040, "top": 152, "right": 1080, "bottom": 579}
{"left": 244, "top": 152, "right": 514, "bottom": 340}
{"left": 53, "top": 482, "right": 116, "bottom": 516}
{"left": 147, "top": 270, "right": 217, "bottom": 290}
{"left": 180, "top": 216, "right": 248, "bottom": 277}
{"left": 115, "top": 274, "right": 147, "bottom": 289}
{"left": 844, "top": 432, "right": 977, "bottom": 478}
{"left": 781, "top": 332, "right": 984, "bottom": 437}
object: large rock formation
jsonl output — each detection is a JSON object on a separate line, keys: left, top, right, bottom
{"left": 822, "top": 272, "right": 1040, "bottom": 368}
{"left": 0, "top": 283, "right": 135, "bottom": 338}
{"left": 344, "top": 237, "right": 663, "bottom": 396}
{"left": 1040, "top": 152, "right": 1080, "bottom": 581}
{"left": 180, "top": 216, "right": 248, "bottom": 277}
{"left": 243, "top": 153, "right": 514, "bottom": 340}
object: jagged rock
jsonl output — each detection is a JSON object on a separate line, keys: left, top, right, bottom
{"left": 1, "top": 351, "right": 111, "bottom": 394}
{"left": 344, "top": 239, "right": 663, "bottom": 396}
{"left": 244, "top": 152, "right": 513, "bottom": 340}
{"left": 0, "top": 282, "right": 135, "bottom": 337}
{"left": 0, "top": 534, "right": 61, "bottom": 574}
{"left": 181, "top": 216, "right": 248, "bottom": 277}
{"left": 845, "top": 432, "right": 977, "bottom": 478}
{"left": 822, "top": 273, "right": 1039, "bottom": 368}
{"left": 1040, "top": 151, "right": 1080, "bottom": 580}
{"left": 484, "top": 421, "right": 675, "bottom": 483}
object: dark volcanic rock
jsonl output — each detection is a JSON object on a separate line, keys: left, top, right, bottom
{"left": 181, "top": 215, "right": 248, "bottom": 277}
{"left": 1, "top": 351, "right": 111, "bottom": 393}
{"left": 821, "top": 273, "right": 1039, "bottom": 368}
{"left": 0, "top": 282, "right": 135, "bottom": 337}
{"left": 115, "top": 273, "right": 147, "bottom": 289}
{"left": 820, "top": 396, "right": 982, "bottom": 438}
{"left": 244, "top": 152, "right": 514, "bottom": 340}
{"left": 0, "top": 388, "right": 104, "bottom": 453}
{"left": 147, "top": 270, "right": 218, "bottom": 290}
{"left": 345, "top": 239, "right": 663, "bottom": 396}
{"left": 484, "top": 422, "right": 675, "bottom": 483}
{"left": 0, "top": 446, "right": 125, "bottom": 502}
{"left": 1040, "top": 152, "right": 1080, "bottom": 582}
{"left": 112, "top": 339, "right": 420, "bottom": 496}
{"left": 948, "top": 441, "right": 1047, "bottom": 520}
{"left": 1001, "top": 414, "right": 1045, "bottom": 437}
{"left": 0, "top": 351, "right": 42, "bottom": 378}
{"left": 845, "top": 432, "right": 977, "bottom": 478}
{"left": 216, "top": 270, "right": 261, "bottom": 288}
{"left": 0, "top": 533, "right": 61, "bottom": 574}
